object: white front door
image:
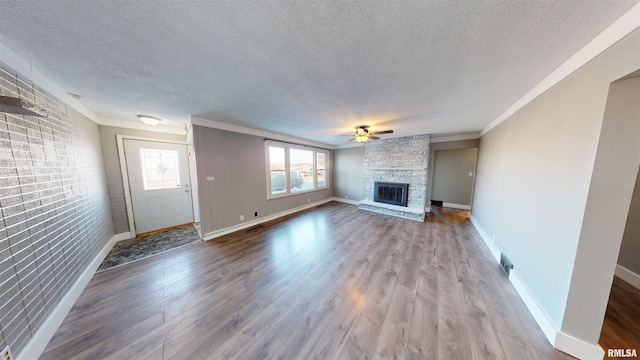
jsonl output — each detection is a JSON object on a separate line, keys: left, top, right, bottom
{"left": 124, "top": 139, "right": 194, "bottom": 234}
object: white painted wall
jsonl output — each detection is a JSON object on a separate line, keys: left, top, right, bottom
{"left": 471, "top": 28, "right": 640, "bottom": 357}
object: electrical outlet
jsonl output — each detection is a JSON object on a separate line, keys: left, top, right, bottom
{"left": 345, "top": 195, "right": 349, "bottom": 199}
{"left": 240, "top": 215, "right": 244, "bottom": 221}
{"left": 2, "top": 346, "right": 13, "bottom": 360}
{"left": 308, "top": 198, "right": 311, "bottom": 203}
{"left": 254, "top": 211, "right": 258, "bottom": 217}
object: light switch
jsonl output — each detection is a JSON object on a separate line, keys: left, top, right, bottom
{"left": 207, "top": 176, "right": 215, "bottom": 181}
{"left": 468, "top": 172, "right": 473, "bottom": 177}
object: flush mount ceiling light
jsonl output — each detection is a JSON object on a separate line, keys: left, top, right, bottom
{"left": 137, "top": 115, "right": 162, "bottom": 126}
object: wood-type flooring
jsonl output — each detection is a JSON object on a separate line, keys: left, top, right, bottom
{"left": 41, "top": 202, "right": 575, "bottom": 359}
{"left": 600, "top": 276, "right": 640, "bottom": 359}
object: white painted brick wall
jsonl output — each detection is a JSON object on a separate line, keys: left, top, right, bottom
{"left": 0, "top": 62, "right": 113, "bottom": 356}
{"left": 361, "top": 134, "right": 430, "bottom": 214}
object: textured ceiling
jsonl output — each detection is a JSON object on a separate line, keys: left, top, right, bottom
{"left": 0, "top": 1, "right": 637, "bottom": 145}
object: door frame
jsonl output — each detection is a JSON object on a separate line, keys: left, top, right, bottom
{"left": 116, "top": 134, "right": 195, "bottom": 236}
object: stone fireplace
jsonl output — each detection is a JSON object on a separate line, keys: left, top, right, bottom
{"left": 358, "top": 134, "right": 430, "bottom": 221}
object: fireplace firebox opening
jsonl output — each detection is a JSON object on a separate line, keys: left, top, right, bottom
{"left": 374, "top": 182, "right": 409, "bottom": 207}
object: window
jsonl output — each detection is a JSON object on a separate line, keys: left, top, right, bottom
{"left": 266, "top": 140, "right": 329, "bottom": 198}
{"left": 140, "top": 148, "right": 180, "bottom": 190}
{"left": 269, "top": 146, "right": 286, "bottom": 194}
{"left": 317, "top": 152, "right": 326, "bottom": 187}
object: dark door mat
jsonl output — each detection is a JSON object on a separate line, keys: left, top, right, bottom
{"left": 97, "top": 225, "right": 201, "bottom": 272}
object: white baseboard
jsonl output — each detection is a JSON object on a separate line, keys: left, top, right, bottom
{"left": 18, "top": 234, "right": 119, "bottom": 360}
{"left": 202, "top": 198, "right": 334, "bottom": 240}
{"left": 443, "top": 202, "right": 471, "bottom": 210}
{"left": 469, "top": 215, "right": 605, "bottom": 360}
{"left": 555, "top": 332, "right": 605, "bottom": 360}
{"left": 508, "top": 269, "right": 560, "bottom": 346}
{"left": 615, "top": 264, "right": 640, "bottom": 290}
{"left": 469, "top": 216, "right": 500, "bottom": 262}
{"left": 112, "top": 231, "right": 133, "bottom": 242}
{"left": 331, "top": 197, "right": 360, "bottom": 206}
{"left": 469, "top": 216, "right": 556, "bottom": 343}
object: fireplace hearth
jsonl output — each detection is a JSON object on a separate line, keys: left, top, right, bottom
{"left": 374, "top": 182, "right": 409, "bottom": 207}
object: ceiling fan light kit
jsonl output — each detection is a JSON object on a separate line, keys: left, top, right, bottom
{"left": 350, "top": 125, "right": 393, "bottom": 143}
{"left": 355, "top": 133, "right": 369, "bottom": 143}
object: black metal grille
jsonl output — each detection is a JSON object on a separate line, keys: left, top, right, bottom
{"left": 374, "top": 182, "right": 409, "bottom": 207}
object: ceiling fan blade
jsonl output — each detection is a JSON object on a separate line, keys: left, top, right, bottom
{"left": 369, "top": 130, "right": 394, "bottom": 135}
{"left": 369, "top": 136, "right": 380, "bottom": 140}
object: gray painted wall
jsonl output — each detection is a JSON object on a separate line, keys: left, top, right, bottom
{"left": 472, "top": 28, "right": 640, "bottom": 350}
{"left": 0, "top": 63, "right": 113, "bottom": 356}
{"left": 427, "top": 139, "right": 479, "bottom": 206}
{"left": 562, "top": 75, "right": 640, "bottom": 343}
{"left": 618, "top": 166, "right": 640, "bottom": 276}
{"left": 332, "top": 146, "right": 364, "bottom": 201}
{"left": 99, "top": 126, "right": 186, "bottom": 234}
{"left": 431, "top": 147, "right": 478, "bottom": 206}
{"left": 193, "top": 125, "right": 331, "bottom": 236}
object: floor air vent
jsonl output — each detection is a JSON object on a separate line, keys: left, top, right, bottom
{"left": 500, "top": 253, "right": 514, "bottom": 277}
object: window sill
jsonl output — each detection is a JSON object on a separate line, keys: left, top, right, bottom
{"left": 267, "top": 187, "right": 329, "bottom": 200}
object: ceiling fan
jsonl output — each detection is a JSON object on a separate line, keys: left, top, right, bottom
{"left": 348, "top": 125, "right": 394, "bottom": 143}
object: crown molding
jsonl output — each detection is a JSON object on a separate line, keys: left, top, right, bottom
{"left": 430, "top": 132, "right": 480, "bottom": 143}
{"left": 190, "top": 116, "right": 333, "bottom": 149}
{"left": 481, "top": 2, "right": 640, "bottom": 136}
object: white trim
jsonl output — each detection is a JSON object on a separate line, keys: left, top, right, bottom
{"left": 331, "top": 197, "right": 360, "bottom": 205}
{"left": 430, "top": 132, "right": 481, "bottom": 143}
{"left": 555, "top": 332, "right": 604, "bottom": 360}
{"left": 470, "top": 216, "right": 557, "bottom": 344}
{"left": 470, "top": 215, "right": 606, "bottom": 359}
{"left": 17, "top": 234, "right": 119, "bottom": 360}
{"left": 202, "top": 198, "right": 333, "bottom": 240}
{"left": 116, "top": 135, "right": 193, "bottom": 237}
{"left": 265, "top": 140, "right": 330, "bottom": 200}
{"left": 192, "top": 116, "right": 332, "bottom": 149}
{"left": 112, "top": 232, "right": 133, "bottom": 242}
{"left": 0, "top": 41, "right": 99, "bottom": 122}
{"left": 481, "top": 2, "right": 640, "bottom": 136}
{"left": 508, "top": 269, "right": 559, "bottom": 346}
{"left": 443, "top": 202, "right": 471, "bottom": 210}
{"left": 469, "top": 215, "right": 500, "bottom": 262}
{"left": 615, "top": 264, "right": 640, "bottom": 290}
